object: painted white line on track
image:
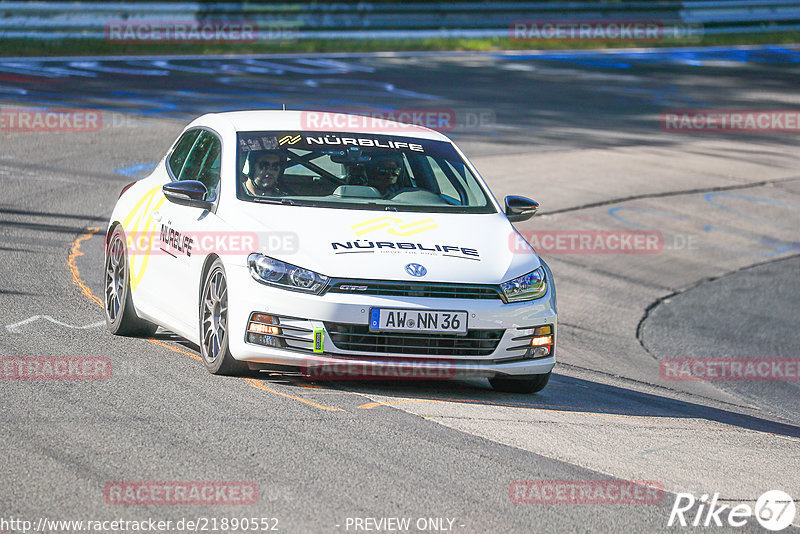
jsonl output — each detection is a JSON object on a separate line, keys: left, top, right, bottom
{"left": 6, "top": 315, "right": 105, "bottom": 334}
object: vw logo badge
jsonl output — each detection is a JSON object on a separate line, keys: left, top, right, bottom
{"left": 405, "top": 263, "right": 427, "bottom": 277}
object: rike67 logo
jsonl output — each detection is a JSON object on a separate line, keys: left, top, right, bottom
{"left": 668, "top": 490, "right": 796, "bottom": 531}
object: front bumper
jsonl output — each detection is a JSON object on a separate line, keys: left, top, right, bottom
{"left": 226, "top": 264, "right": 557, "bottom": 378}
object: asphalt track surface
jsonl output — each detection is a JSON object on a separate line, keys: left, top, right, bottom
{"left": 1, "top": 46, "right": 800, "bottom": 533}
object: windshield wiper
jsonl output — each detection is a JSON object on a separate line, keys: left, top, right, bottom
{"left": 251, "top": 197, "right": 298, "bottom": 206}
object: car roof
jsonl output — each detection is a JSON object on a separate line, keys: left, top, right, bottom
{"left": 193, "top": 110, "right": 452, "bottom": 142}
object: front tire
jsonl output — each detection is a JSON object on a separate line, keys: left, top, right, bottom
{"left": 104, "top": 226, "right": 158, "bottom": 337}
{"left": 490, "top": 371, "right": 551, "bottom": 394}
{"left": 200, "top": 259, "right": 249, "bottom": 376}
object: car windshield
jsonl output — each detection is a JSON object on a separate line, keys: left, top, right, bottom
{"left": 236, "top": 131, "right": 495, "bottom": 213}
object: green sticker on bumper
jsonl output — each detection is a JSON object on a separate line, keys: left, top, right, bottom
{"left": 313, "top": 328, "right": 324, "bottom": 354}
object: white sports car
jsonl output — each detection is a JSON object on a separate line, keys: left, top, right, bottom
{"left": 105, "top": 111, "right": 556, "bottom": 393}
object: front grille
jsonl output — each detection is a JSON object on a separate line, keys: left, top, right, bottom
{"left": 325, "top": 280, "right": 504, "bottom": 301}
{"left": 324, "top": 322, "right": 504, "bottom": 356}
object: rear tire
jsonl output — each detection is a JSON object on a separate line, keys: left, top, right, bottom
{"left": 200, "top": 259, "right": 249, "bottom": 376}
{"left": 104, "top": 226, "right": 158, "bottom": 337}
{"left": 490, "top": 371, "right": 551, "bottom": 394}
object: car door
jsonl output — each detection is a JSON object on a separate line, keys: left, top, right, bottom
{"left": 128, "top": 128, "right": 199, "bottom": 329}
{"left": 153, "top": 128, "right": 224, "bottom": 338}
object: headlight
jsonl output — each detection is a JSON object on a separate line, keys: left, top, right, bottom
{"left": 248, "top": 253, "right": 329, "bottom": 294}
{"left": 500, "top": 267, "right": 547, "bottom": 302}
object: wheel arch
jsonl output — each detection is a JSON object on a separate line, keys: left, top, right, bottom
{"left": 199, "top": 253, "right": 222, "bottom": 303}
{"left": 103, "top": 222, "right": 158, "bottom": 337}
{"left": 105, "top": 221, "right": 121, "bottom": 249}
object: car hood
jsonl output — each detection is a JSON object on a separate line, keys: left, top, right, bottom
{"left": 228, "top": 205, "right": 540, "bottom": 284}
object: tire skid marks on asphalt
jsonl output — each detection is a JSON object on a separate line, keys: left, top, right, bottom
{"left": 67, "top": 227, "right": 346, "bottom": 412}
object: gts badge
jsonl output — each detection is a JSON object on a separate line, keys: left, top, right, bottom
{"left": 159, "top": 223, "right": 194, "bottom": 257}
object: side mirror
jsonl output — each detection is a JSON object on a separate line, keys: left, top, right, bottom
{"left": 162, "top": 181, "right": 213, "bottom": 210}
{"left": 505, "top": 195, "right": 539, "bottom": 222}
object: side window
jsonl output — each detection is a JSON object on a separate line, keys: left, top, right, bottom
{"left": 177, "top": 131, "right": 222, "bottom": 202}
{"left": 167, "top": 130, "right": 200, "bottom": 179}
{"left": 423, "top": 156, "right": 487, "bottom": 207}
{"left": 197, "top": 133, "right": 222, "bottom": 202}
{"left": 428, "top": 158, "right": 460, "bottom": 201}
{"left": 445, "top": 160, "right": 486, "bottom": 205}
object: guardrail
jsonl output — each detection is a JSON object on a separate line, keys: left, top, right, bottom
{"left": 1, "top": 1, "right": 799, "bottom": 40}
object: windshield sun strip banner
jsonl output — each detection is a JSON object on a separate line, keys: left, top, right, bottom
{"left": 237, "top": 131, "right": 457, "bottom": 158}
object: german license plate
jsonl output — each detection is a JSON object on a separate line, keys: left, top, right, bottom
{"left": 369, "top": 308, "right": 468, "bottom": 334}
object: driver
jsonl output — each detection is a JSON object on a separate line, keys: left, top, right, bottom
{"left": 243, "top": 150, "right": 288, "bottom": 197}
{"left": 365, "top": 153, "right": 405, "bottom": 198}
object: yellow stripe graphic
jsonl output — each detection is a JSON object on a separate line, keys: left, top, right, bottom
{"left": 278, "top": 134, "right": 301, "bottom": 145}
{"left": 121, "top": 185, "right": 165, "bottom": 291}
{"left": 352, "top": 217, "right": 438, "bottom": 237}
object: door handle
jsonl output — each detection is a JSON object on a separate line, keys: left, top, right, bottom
{"left": 151, "top": 210, "right": 162, "bottom": 221}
